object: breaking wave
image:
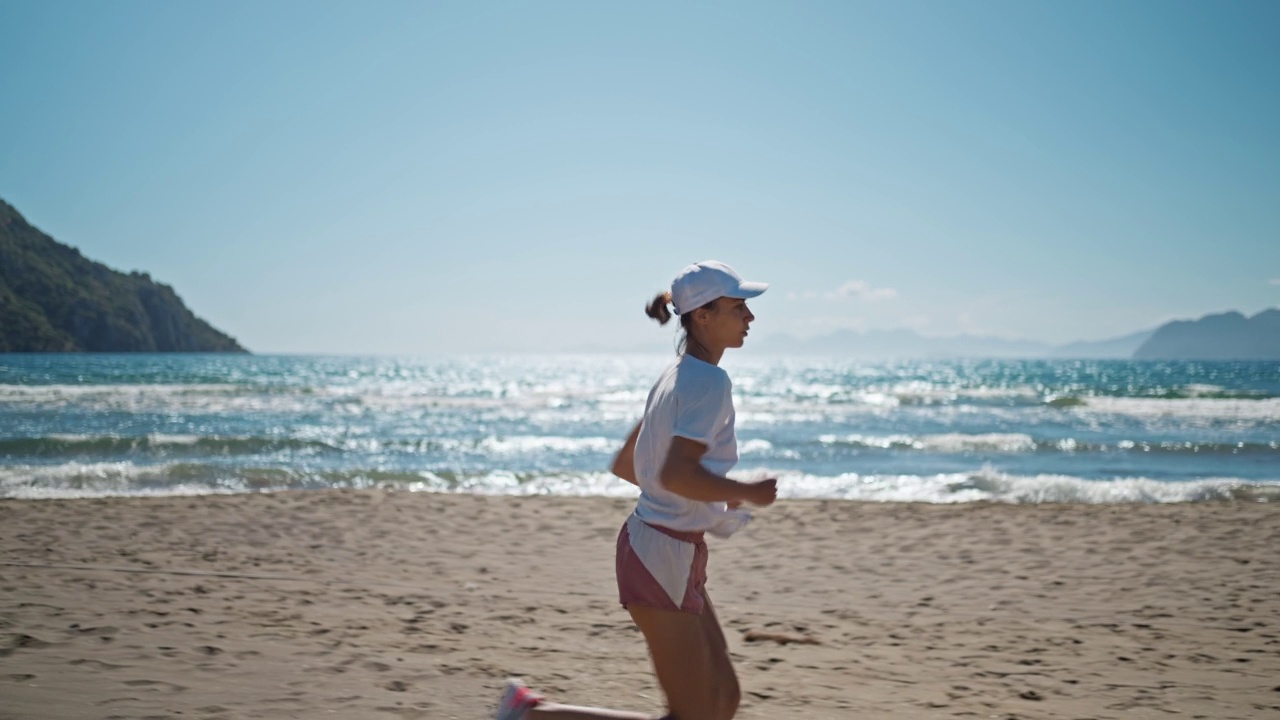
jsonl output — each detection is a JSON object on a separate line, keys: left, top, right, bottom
{"left": 3, "top": 461, "right": 1276, "bottom": 504}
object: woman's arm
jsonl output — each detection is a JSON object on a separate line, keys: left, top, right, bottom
{"left": 610, "top": 422, "right": 642, "bottom": 485}
{"left": 660, "top": 436, "right": 776, "bottom": 505}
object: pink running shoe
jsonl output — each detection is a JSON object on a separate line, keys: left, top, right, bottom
{"left": 495, "top": 678, "right": 543, "bottom": 720}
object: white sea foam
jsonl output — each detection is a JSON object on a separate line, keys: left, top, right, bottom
{"left": 735, "top": 438, "right": 798, "bottom": 459}
{"left": 764, "top": 468, "right": 1279, "bottom": 504}
{"left": 6, "top": 484, "right": 249, "bottom": 500}
{"left": 420, "top": 471, "right": 641, "bottom": 498}
{"left": 889, "top": 385, "right": 1040, "bottom": 405}
{"left": 1073, "top": 397, "right": 1280, "bottom": 421}
{"left": 0, "top": 383, "right": 315, "bottom": 413}
{"left": 0, "top": 381, "right": 571, "bottom": 415}
{"left": 817, "top": 432, "right": 1039, "bottom": 453}
{"left": 736, "top": 408, "right": 837, "bottom": 425}
{"left": 4, "top": 461, "right": 1275, "bottom": 503}
{"left": 147, "top": 433, "right": 203, "bottom": 445}
{"left": 476, "top": 436, "right": 617, "bottom": 455}
{"left": 738, "top": 438, "right": 774, "bottom": 454}
{"left": 756, "top": 379, "right": 1041, "bottom": 406}
{"left": 44, "top": 433, "right": 98, "bottom": 443}
{"left": 0, "top": 461, "right": 246, "bottom": 499}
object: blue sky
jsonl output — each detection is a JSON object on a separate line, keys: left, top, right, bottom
{"left": 2, "top": 0, "right": 1277, "bottom": 353}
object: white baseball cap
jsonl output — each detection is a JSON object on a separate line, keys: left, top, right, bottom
{"left": 670, "top": 261, "right": 768, "bottom": 315}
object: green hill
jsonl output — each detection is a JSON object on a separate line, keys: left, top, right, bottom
{"left": 0, "top": 198, "right": 247, "bottom": 352}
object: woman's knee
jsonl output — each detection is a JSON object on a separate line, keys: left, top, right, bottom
{"left": 723, "top": 683, "right": 741, "bottom": 719}
{"left": 698, "top": 598, "right": 739, "bottom": 719}
{"left": 663, "top": 656, "right": 734, "bottom": 717}
{"left": 714, "top": 674, "right": 740, "bottom": 720}
{"left": 666, "top": 684, "right": 720, "bottom": 720}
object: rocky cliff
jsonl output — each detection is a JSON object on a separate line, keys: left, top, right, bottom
{"left": 0, "top": 198, "right": 247, "bottom": 352}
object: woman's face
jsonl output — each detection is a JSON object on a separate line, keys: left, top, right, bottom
{"left": 695, "top": 296, "right": 756, "bottom": 350}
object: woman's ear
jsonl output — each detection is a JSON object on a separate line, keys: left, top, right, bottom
{"left": 691, "top": 306, "right": 711, "bottom": 327}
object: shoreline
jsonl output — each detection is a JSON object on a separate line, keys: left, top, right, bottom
{"left": 2, "top": 490, "right": 1278, "bottom": 719}
{"left": 4, "top": 473, "right": 1279, "bottom": 504}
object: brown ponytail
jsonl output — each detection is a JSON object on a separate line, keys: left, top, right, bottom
{"left": 645, "top": 292, "right": 673, "bottom": 325}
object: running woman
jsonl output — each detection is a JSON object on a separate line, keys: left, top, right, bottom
{"left": 496, "top": 260, "right": 778, "bottom": 720}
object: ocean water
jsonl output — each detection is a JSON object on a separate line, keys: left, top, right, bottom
{"left": 1, "top": 354, "right": 1277, "bottom": 503}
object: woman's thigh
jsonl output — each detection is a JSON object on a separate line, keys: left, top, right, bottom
{"left": 629, "top": 601, "right": 739, "bottom": 720}
{"left": 628, "top": 605, "right": 718, "bottom": 719}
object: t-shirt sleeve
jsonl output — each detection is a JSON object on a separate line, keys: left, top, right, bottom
{"left": 672, "top": 372, "right": 731, "bottom": 446}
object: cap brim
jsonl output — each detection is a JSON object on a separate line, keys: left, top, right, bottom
{"left": 728, "top": 281, "right": 768, "bottom": 299}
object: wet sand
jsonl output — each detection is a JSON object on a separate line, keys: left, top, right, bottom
{"left": 2, "top": 491, "right": 1278, "bottom": 719}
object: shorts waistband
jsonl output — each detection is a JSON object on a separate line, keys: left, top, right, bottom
{"left": 632, "top": 513, "right": 705, "bottom": 544}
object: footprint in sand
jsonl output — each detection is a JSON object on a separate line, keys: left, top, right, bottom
{"left": 69, "top": 658, "right": 131, "bottom": 670}
{"left": 122, "top": 679, "right": 188, "bottom": 693}
{"left": 1, "top": 634, "right": 54, "bottom": 656}
{"left": 74, "top": 626, "right": 120, "bottom": 637}
{"left": 97, "top": 697, "right": 143, "bottom": 706}
{"left": 406, "top": 643, "right": 453, "bottom": 655}
{"left": 374, "top": 703, "right": 433, "bottom": 719}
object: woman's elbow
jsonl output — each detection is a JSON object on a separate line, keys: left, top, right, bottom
{"left": 611, "top": 458, "right": 636, "bottom": 484}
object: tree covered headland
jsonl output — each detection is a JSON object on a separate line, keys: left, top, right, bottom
{"left": 0, "top": 198, "right": 246, "bottom": 353}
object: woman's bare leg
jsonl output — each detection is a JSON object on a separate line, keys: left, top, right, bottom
{"left": 521, "top": 598, "right": 737, "bottom": 720}
{"left": 628, "top": 603, "right": 733, "bottom": 720}
{"left": 699, "top": 593, "right": 741, "bottom": 718}
{"left": 528, "top": 705, "right": 653, "bottom": 720}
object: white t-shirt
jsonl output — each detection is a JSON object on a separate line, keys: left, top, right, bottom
{"left": 632, "top": 354, "right": 744, "bottom": 533}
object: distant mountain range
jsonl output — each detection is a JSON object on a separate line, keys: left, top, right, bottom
{"left": 1134, "top": 309, "right": 1280, "bottom": 360}
{"left": 1051, "top": 328, "right": 1157, "bottom": 359}
{"left": 755, "top": 310, "right": 1279, "bottom": 360}
{"left": 754, "top": 328, "right": 1058, "bottom": 358}
{"left": 0, "top": 198, "right": 246, "bottom": 352}
{"left": 3, "top": 195, "right": 1276, "bottom": 359}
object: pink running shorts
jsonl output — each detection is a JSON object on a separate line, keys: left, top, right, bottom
{"left": 616, "top": 513, "right": 708, "bottom": 615}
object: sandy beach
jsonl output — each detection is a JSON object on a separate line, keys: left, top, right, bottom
{"left": 1, "top": 491, "right": 1277, "bottom": 719}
